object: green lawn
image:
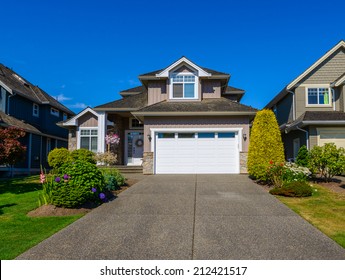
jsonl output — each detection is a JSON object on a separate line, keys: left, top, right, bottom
{"left": 0, "top": 175, "right": 83, "bottom": 259}
{"left": 275, "top": 184, "right": 345, "bottom": 248}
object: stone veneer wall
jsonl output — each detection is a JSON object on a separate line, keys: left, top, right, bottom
{"left": 68, "top": 128, "right": 77, "bottom": 151}
{"left": 240, "top": 152, "right": 248, "bottom": 174}
{"left": 143, "top": 152, "right": 153, "bottom": 174}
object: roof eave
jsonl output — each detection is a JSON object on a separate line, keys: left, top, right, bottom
{"left": 132, "top": 111, "right": 257, "bottom": 117}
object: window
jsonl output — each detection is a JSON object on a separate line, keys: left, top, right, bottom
{"left": 171, "top": 74, "right": 196, "bottom": 99}
{"left": 178, "top": 133, "right": 195, "bottom": 138}
{"left": 51, "top": 107, "right": 59, "bottom": 117}
{"left": 158, "top": 133, "right": 175, "bottom": 139}
{"left": 307, "top": 88, "right": 330, "bottom": 105}
{"left": 63, "top": 113, "right": 68, "bottom": 121}
{"left": 80, "top": 129, "right": 98, "bottom": 152}
{"left": 129, "top": 118, "right": 143, "bottom": 129}
{"left": 198, "top": 133, "right": 215, "bottom": 138}
{"left": 218, "top": 132, "right": 235, "bottom": 138}
{"left": 33, "top": 103, "right": 39, "bottom": 117}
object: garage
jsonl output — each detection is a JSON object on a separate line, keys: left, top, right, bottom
{"left": 318, "top": 128, "right": 345, "bottom": 149}
{"left": 154, "top": 130, "right": 240, "bottom": 174}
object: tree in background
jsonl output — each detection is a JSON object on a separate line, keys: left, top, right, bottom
{"left": 247, "top": 109, "right": 284, "bottom": 181}
{"left": 0, "top": 127, "right": 26, "bottom": 175}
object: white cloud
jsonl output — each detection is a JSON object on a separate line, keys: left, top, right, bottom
{"left": 53, "top": 94, "right": 72, "bottom": 102}
{"left": 68, "top": 102, "right": 88, "bottom": 109}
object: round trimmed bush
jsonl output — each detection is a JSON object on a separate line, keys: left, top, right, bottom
{"left": 51, "top": 160, "right": 106, "bottom": 208}
{"left": 269, "top": 181, "right": 313, "bottom": 197}
{"left": 48, "top": 148, "right": 70, "bottom": 170}
{"left": 70, "top": 149, "right": 96, "bottom": 164}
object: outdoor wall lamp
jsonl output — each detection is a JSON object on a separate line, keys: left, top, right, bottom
{"left": 147, "top": 134, "right": 152, "bottom": 142}
{"left": 243, "top": 133, "right": 247, "bottom": 141}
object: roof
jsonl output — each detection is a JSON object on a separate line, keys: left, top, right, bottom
{"left": 139, "top": 56, "right": 229, "bottom": 77}
{"left": 0, "top": 110, "right": 42, "bottom": 134}
{"left": 286, "top": 111, "right": 345, "bottom": 132}
{"left": 133, "top": 97, "right": 257, "bottom": 116}
{"left": 265, "top": 40, "right": 345, "bottom": 109}
{"left": 0, "top": 64, "right": 74, "bottom": 115}
{"left": 94, "top": 92, "right": 148, "bottom": 111}
{"left": 225, "top": 86, "right": 245, "bottom": 94}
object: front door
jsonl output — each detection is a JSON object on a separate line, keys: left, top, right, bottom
{"left": 126, "top": 131, "right": 144, "bottom": 165}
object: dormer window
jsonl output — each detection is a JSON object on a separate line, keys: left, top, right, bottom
{"left": 171, "top": 73, "right": 197, "bottom": 99}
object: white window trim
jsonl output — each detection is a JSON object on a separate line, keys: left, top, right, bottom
{"left": 305, "top": 86, "right": 332, "bottom": 107}
{"left": 169, "top": 72, "right": 199, "bottom": 100}
{"left": 50, "top": 107, "right": 60, "bottom": 117}
{"left": 77, "top": 127, "right": 99, "bottom": 152}
{"left": 33, "top": 103, "right": 39, "bottom": 117}
{"left": 129, "top": 117, "right": 144, "bottom": 129}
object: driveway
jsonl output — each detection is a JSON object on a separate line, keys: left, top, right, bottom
{"left": 17, "top": 175, "right": 345, "bottom": 259}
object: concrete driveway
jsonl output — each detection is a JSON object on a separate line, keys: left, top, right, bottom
{"left": 17, "top": 175, "right": 345, "bottom": 259}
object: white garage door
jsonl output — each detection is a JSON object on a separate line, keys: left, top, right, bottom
{"left": 318, "top": 128, "right": 345, "bottom": 149}
{"left": 155, "top": 131, "right": 239, "bottom": 174}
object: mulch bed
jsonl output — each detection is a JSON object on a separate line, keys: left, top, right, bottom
{"left": 27, "top": 178, "right": 140, "bottom": 217}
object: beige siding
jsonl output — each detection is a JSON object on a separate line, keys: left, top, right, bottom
{"left": 309, "top": 127, "right": 318, "bottom": 149}
{"left": 78, "top": 112, "right": 98, "bottom": 127}
{"left": 144, "top": 116, "right": 250, "bottom": 152}
{"left": 202, "top": 80, "right": 221, "bottom": 99}
{"left": 300, "top": 48, "right": 345, "bottom": 84}
{"left": 148, "top": 80, "right": 167, "bottom": 105}
{"left": 295, "top": 86, "right": 341, "bottom": 119}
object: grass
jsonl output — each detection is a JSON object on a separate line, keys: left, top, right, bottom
{"left": 0, "top": 175, "right": 83, "bottom": 259}
{"left": 274, "top": 183, "right": 345, "bottom": 248}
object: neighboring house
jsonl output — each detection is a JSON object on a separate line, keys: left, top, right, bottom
{"left": 61, "top": 57, "right": 256, "bottom": 174}
{"left": 266, "top": 40, "right": 345, "bottom": 160}
{"left": 0, "top": 63, "right": 75, "bottom": 174}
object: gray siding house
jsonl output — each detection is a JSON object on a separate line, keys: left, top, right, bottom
{"left": 266, "top": 40, "right": 345, "bottom": 160}
{"left": 61, "top": 57, "right": 256, "bottom": 174}
{"left": 0, "top": 64, "right": 75, "bottom": 174}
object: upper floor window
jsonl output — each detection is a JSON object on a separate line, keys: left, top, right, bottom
{"left": 51, "top": 107, "right": 59, "bottom": 117}
{"left": 33, "top": 103, "right": 39, "bottom": 117}
{"left": 171, "top": 74, "right": 197, "bottom": 99}
{"left": 307, "top": 87, "right": 331, "bottom": 105}
{"left": 63, "top": 113, "right": 68, "bottom": 121}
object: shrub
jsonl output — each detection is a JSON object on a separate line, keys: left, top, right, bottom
{"left": 296, "top": 145, "right": 310, "bottom": 167}
{"left": 101, "top": 168, "right": 126, "bottom": 191}
{"left": 70, "top": 149, "right": 96, "bottom": 164}
{"left": 48, "top": 148, "right": 70, "bottom": 170}
{"left": 247, "top": 109, "right": 285, "bottom": 181}
{"left": 269, "top": 181, "right": 313, "bottom": 197}
{"left": 51, "top": 160, "right": 106, "bottom": 208}
{"left": 94, "top": 151, "right": 118, "bottom": 166}
{"left": 309, "top": 143, "right": 345, "bottom": 182}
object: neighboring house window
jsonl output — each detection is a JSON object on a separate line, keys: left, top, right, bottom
{"left": 63, "top": 113, "right": 68, "bottom": 121}
{"left": 171, "top": 74, "right": 197, "bottom": 99}
{"left": 33, "top": 103, "right": 39, "bottom": 117}
{"left": 51, "top": 107, "right": 59, "bottom": 117}
{"left": 129, "top": 118, "right": 143, "bottom": 129}
{"left": 307, "top": 87, "right": 330, "bottom": 105}
{"left": 80, "top": 129, "right": 98, "bottom": 152}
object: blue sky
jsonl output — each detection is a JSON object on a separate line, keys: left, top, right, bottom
{"left": 1, "top": 0, "right": 344, "bottom": 112}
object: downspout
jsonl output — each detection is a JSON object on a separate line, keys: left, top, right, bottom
{"left": 330, "top": 87, "right": 336, "bottom": 111}
{"left": 7, "top": 92, "right": 17, "bottom": 115}
{"left": 287, "top": 90, "right": 296, "bottom": 120}
{"left": 296, "top": 126, "right": 309, "bottom": 150}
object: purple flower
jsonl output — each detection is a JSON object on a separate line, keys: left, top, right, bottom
{"left": 91, "top": 187, "right": 97, "bottom": 193}
{"left": 63, "top": 174, "right": 69, "bottom": 180}
{"left": 99, "top": 193, "right": 106, "bottom": 200}
{"left": 55, "top": 177, "right": 61, "bottom": 183}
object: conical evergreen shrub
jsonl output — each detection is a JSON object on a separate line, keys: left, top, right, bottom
{"left": 295, "top": 145, "right": 310, "bottom": 167}
{"left": 247, "top": 109, "right": 285, "bottom": 180}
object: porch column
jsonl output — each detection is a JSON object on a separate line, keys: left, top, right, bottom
{"left": 97, "top": 111, "right": 107, "bottom": 153}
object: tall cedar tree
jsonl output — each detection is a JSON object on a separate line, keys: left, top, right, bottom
{"left": 247, "top": 109, "right": 284, "bottom": 180}
{"left": 0, "top": 127, "right": 26, "bottom": 165}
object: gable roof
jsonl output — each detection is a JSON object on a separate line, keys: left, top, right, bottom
{"left": 266, "top": 40, "right": 345, "bottom": 109}
{"left": 139, "top": 56, "right": 230, "bottom": 78}
{"left": 0, "top": 64, "right": 74, "bottom": 115}
{"left": 287, "top": 40, "right": 345, "bottom": 90}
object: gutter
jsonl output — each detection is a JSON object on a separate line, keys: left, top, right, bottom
{"left": 132, "top": 111, "right": 257, "bottom": 117}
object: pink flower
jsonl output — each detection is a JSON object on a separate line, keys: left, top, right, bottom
{"left": 40, "top": 173, "right": 46, "bottom": 184}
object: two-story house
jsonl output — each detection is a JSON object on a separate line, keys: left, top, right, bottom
{"left": 61, "top": 57, "right": 257, "bottom": 174}
{"left": 0, "top": 63, "right": 75, "bottom": 174}
{"left": 266, "top": 40, "right": 345, "bottom": 160}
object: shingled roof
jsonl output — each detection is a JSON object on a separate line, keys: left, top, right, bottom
{"left": 0, "top": 64, "right": 74, "bottom": 115}
{"left": 94, "top": 92, "right": 148, "bottom": 111}
{"left": 0, "top": 110, "right": 42, "bottom": 134}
